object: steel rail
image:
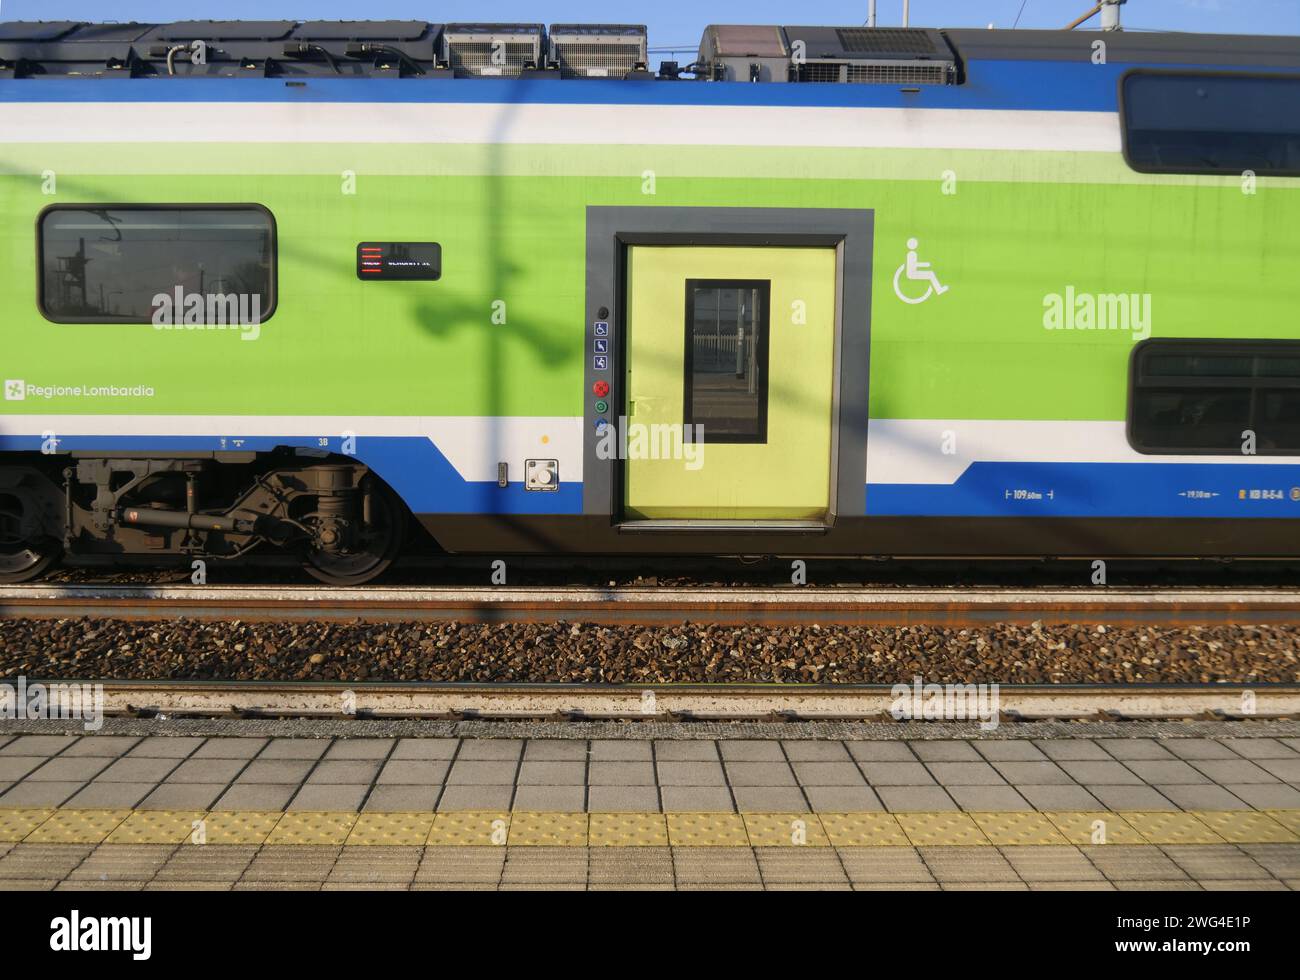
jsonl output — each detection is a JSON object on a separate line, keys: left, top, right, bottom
{"left": 3, "top": 584, "right": 1300, "bottom": 626}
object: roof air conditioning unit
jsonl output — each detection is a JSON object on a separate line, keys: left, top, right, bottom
{"left": 442, "top": 23, "right": 543, "bottom": 78}
{"left": 697, "top": 25, "right": 790, "bottom": 83}
{"left": 548, "top": 24, "right": 646, "bottom": 79}
{"left": 782, "top": 26, "right": 957, "bottom": 85}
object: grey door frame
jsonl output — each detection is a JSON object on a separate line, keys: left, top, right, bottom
{"left": 583, "top": 206, "right": 874, "bottom": 524}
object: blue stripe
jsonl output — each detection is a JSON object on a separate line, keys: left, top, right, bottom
{"left": 0, "top": 434, "right": 582, "bottom": 515}
{"left": 0, "top": 60, "right": 1263, "bottom": 113}
{"left": 868, "top": 462, "right": 1300, "bottom": 518}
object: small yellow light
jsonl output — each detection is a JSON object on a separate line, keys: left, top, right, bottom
{"left": 541, "top": 435, "right": 550, "bottom": 444}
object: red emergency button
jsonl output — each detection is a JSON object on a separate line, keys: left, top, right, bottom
{"left": 592, "top": 380, "right": 610, "bottom": 397}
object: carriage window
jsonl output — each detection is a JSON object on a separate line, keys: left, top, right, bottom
{"left": 683, "top": 279, "right": 770, "bottom": 443}
{"left": 1129, "top": 340, "right": 1300, "bottom": 454}
{"left": 38, "top": 206, "right": 275, "bottom": 323}
{"left": 1121, "top": 71, "right": 1300, "bottom": 177}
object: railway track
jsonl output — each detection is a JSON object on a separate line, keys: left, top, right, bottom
{"left": 25, "top": 679, "right": 1300, "bottom": 721}
{"left": 4, "top": 584, "right": 1300, "bottom": 626}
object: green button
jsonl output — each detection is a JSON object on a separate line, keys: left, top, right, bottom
{"left": 594, "top": 400, "right": 608, "bottom": 413}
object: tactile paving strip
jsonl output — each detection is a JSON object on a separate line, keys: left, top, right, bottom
{"left": 1, "top": 808, "right": 1297, "bottom": 847}
{"left": 742, "top": 813, "right": 830, "bottom": 847}
{"left": 106, "top": 810, "right": 206, "bottom": 845}
{"left": 588, "top": 813, "right": 669, "bottom": 847}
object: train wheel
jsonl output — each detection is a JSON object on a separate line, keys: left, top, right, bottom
{"left": 301, "top": 480, "right": 406, "bottom": 586}
{"left": 0, "top": 494, "right": 61, "bottom": 584}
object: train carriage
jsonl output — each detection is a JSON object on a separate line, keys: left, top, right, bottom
{"left": 0, "top": 19, "right": 1298, "bottom": 583}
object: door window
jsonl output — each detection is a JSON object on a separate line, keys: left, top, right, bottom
{"left": 683, "top": 279, "right": 771, "bottom": 443}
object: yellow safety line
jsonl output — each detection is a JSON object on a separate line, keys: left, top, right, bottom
{"left": 1, "top": 808, "right": 1297, "bottom": 847}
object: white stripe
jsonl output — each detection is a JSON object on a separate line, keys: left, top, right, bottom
{"left": 0, "top": 415, "right": 583, "bottom": 484}
{"left": 0, "top": 103, "right": 1121, "bottom": 152}
{"left": 867, "top": 419, "right": 1292, "bottom": 485}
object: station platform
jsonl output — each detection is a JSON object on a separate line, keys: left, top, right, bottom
{"left": 1, "top": 720, "right": 1298, "bottom": 890}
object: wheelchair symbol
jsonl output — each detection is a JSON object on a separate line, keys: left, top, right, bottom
{"left": 893, "top": 238, "right": 949, "bottom": 305}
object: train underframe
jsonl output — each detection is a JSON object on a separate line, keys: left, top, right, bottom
{"left": 0, "top": 451, "right": 405, "bottom": 585}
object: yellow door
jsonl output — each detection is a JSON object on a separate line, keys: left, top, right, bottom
{"left": 624, "top": 246, "right": 837, "bottom": 520}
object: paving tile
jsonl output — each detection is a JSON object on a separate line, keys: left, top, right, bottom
{"left": 588, "top": 761, "right": 655, "bottom": 786}
{"left": 973, "top": 742, "right": 1048, "bottom": 762}
{"left": 782, "top": 741, "right": 851, "bottom": 762}
{"left": 791, "top": 762, "right": 866, "bottom": 786}
{"left": 212, "top": 784, "right": 295, "bottom": 811}
{"left": 0, "top": 758, "right": 49, "bottom": 781}
{"left": 1111, "top": 880, "right": 1201, "bottom": 891}
{"left": 999, "top": 845, "right": 1104, "bottom": 881}
{"left": 1200, "top": 878, "right": 1286, "bottom": 891}
{"left": 234, "top": 760, "right": 316, "bottom": 784}
{"left": 0, "top": 782, "right": 82, "bottom": 807}
{"left": 240, "top": 845, "right": 342, "bottom": 881}
{"left": 375, "top": 760, "right": 450, "bottom": 785}
{"left": 346, "top": 814, "right": 435, "bottom": 847}
{"left": 288, "top": 784, "right": 368, "bottom": 811}
{"left": 588, "top": 846, "right": 672, "bottom": 881}
{"left": 858, "top": 762, "right": 935, "bottom": 786}
{"left": 803, "top": 786, "right": 884, "bottom": 812}
{"left": 910, "top": 741, "right": 981, "bottom": 762}
{"left": 725, "top": 762, "right": 796, "bottom": 787}
{"left": 589, "top": 740, "right": 652, "bottom": 761}
{"left": 1163, "top": 739, "right": 1241, "bottom": 761}
{"left": 846, "top": 742, "right": 916, "bottom": 762}
{"left": 948, "top": 786, "right": 1031, "bottom": 811}
{"left": 925, "top": 762, "right": 1007, "bottom": 786}
{"left": 63, "top": 843, "right": 173, "bottom": 882}
{"left": 1058, "top": 761, "right": 1143, "bottom": 785}
{"left": 1096, "top": 739, "right": 1177, "bottom": 761}
{"left": 671, "top": 846, "right": 761, "bottom": 883}
{"left": 586, "top": 786, "right": 661, "bottom": 812}
{"left": 989, "top": 761, "right": 1074, "bottom": 785}
{"left": 26, "top": 809, "right": 131, "bottom": 844}
{"left": 499, "top": 846, "right": 587, "bottom": 884}
{"left": 732, "top": 788, "right": 808, "bottom": 812}
{"left": 837, "top": 846, "right": 933, "bottom": 883}
{"left": 754, "top": 850, "right": 847, "bottom": 884}
{"left": 1125, "top": 760, "right": 1213, "bottom": 785}
{"left": 191, "top": 738, "right": 268, "bottom": 760}
{"left": 436, "top": 786, "right": 514, "bottom": 812}
{"left": 64, "top": 783, "right": 155, "bottom": 808}
{"left": 588, "top": 814, "right": 668, "bottom": 846}
{"left": 1016, "top": 785, "right": 1104, "bottom": 811}
{"left": 414, "top": 846, "right": 505, "bottom": 884}
{"left": 657, "top": 761, "right": 726, "bottom": 786}
{"left": 1189, "top": 759, "right": 1279, "bottom": 784}
{"left": 972, "top": 812, "right": 1066, "bottom": 846}
{"left": 522, "top": 741, "right": 588, "bottom": 761}
{"left": 257, "top": 739, "right": 331, "bottom": 760}
{"left": 1221, "top": 784, "right": 1300, "bottom": 809}
{"left": 138, "top": 783, "right": 225, "bottom": 811}
{"left": 19, "top": 761, "right": 95, "bottom": 793}
{"left": 718, "top": 740, "right": 785, "bottom": 762}
{"left": 819, "top": 813, "right": 907, "bottom": 846}
{"left": 878, "top": 786, "right": 958, "bottom": 812}
{"left": 304, "top": 760, "right": 381, "bottom": 785}
{"left": 919, "top": 845, "right": 1018, "bottom": 881}
{"left": 154, "top": 846, "right": 258, "bottom": 883}
{"left": 659, "top": 787, "right": 734, "bottom": 812}
{"left": 166, "top": 759, "right": 247, "bottom": 784}
{"left": 327, "top": 846, "right": 421, "bottom": 883}
{"left": 516, "top": 761, "right": 585, "bottom": 786}
{"left": 445, "top": 760, "right": 518, "bottom": 785}
{"left": 1153, "top": 785, "right": 1249, "bottom": 811}
{"left": 1256, "top": 759, "right": 1300, "bottom": 782}
{"left": 511, "top": 786, "right": 586, "bottom": 812}
{"left": 1238, "top": 843, "right": 1300, "bottom": 878}
{"left": 1221, "top": 738, "right": 1299, "bottom": 760}
{"left": 1085, "top": 785, "right": 1177, "bottom": 811}
{"left": 267, "top": 814, "right": 356, "bottom": 846}
{"left": 507, "top": 815, "right": 587, "bottom": 847}
{"left": 322, "top": 739, "right": 394, "bottom": 761}
{"left": 389, "top": 738, "right": 459, "bottom": 761}
{"left": 653, "top": 741, "right": 719, "bottom": 762}
{"left": 1081, "top": 844, "right": 1190, "bottom": 881}
{"left": 59, "top": 737, "right": 140, "bottom": 758}
{"left": 1194, "top": 810, "right": 1297, "bottom": 844}
{"left": 1160, "top": 844, "right": 1272, "bottom": 881}
{"left": 455, "top": 740, "right": 523, "bottom": 761}
{"left": 0, "top": 736, "right": 77, "bottom": 756}
{"left": 363, "top": 785, "right": 440, "bottom": 811}
{"left": 1035, "top": 740, "right": 1111, "bottom": 761}
{"left": 1120, "top": 811, "right": 1223, "bottom": 845}
{"left": 1043, "top": 811, "right": 1145, "bottom": 846}
{"left": 0, "top": 844, "right": 95, "bottom": 879}
{"left": 96, "top": 757, "right": 180, "bottom": 783}
{"left": 125, "top": 737, "right": 205, "bottom": 759}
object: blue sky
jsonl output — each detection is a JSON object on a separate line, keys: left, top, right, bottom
{"left": 2, "top": 1, "right": 1296, "bottom": 61}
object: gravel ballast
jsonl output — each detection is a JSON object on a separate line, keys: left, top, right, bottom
{"left": 1, "top": 618, "right": 1297, "bottom": 684}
